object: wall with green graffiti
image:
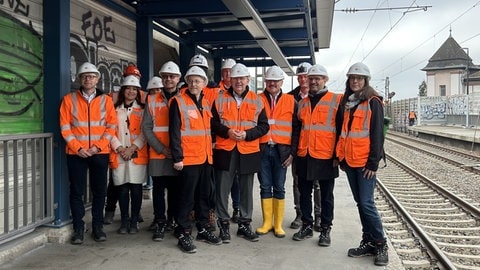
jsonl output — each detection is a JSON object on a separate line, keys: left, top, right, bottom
{"left": 0, "top": 2, "right": 43, "bottom": 135}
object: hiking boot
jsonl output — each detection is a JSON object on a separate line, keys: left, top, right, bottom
{"left": 197, "top": 228, "right": 222, "bottom": 245}
{"left": 217, "top": 219, "right": 231, "bottom": 243}
{"left": 92, "top": 227, "right": 107, "bottom": 242}
{"left": 70, "top": 228, "right": 84, "bottom": 245}
{"left": 152, "top": 222, "right": 166, "bottom": 241}
{"left": 230, "top": 208, "right": 240, "bottom": 223}
{"left": 348, "top": 240, "right": 375, "bottom": 257}
{"left": 318, "top": 226, "right": 331, "bottom": 246}
{"left": 177, "top": 233, "right": 197, "bottom": 254}
{"left": 237, "top": 223, "right": 259, "bottom": 242}
{"left": 292, "top": 224, "right": 313, "bottom": 241}
{"left": 104, "top": 211, "right": 115, "bottom": 225}
{"left": 290, "top": 209, "right": 302, "bottom": 229}
{"left": 374, "top": 241, "right": 389, "bottom": 266}
{"left": 313, "top": 216, "right": 321, "bottom": 232}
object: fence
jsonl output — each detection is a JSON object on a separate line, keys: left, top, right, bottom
{"left": 0, "top": 133, "right": 54, "bottom": 244}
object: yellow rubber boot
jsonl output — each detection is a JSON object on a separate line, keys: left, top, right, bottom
{"left": 256, "top": 198, "right": 273, "bottom": 235}
{"left": 273, "top": 198, "right": 285, "bottom": 238}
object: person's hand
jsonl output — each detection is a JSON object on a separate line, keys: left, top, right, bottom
{"left": 78, "top": 148, "right": 92, "bottom": 158}
{"left": 86, "top": 146, "right": 99, "bottom": 156}
{"left": 162, "top": 148, "right": 172, "bottom": 158}
{"left": 282, "top": 155, "right": 293, "bottom": 168}
{"left": 173, "top": 161, "right": 184, "bottom": 171}
{"left": 233, "top": 130, "right": 246, "bottom": 141}
{"left": 362, "top": 168, "right": 376, "bottom": 179}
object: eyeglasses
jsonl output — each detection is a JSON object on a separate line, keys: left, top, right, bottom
{"left": 349, "top": 75, "right": 365, "bottom": 81}
{"left": 187, "top": 79, "right": 205, "bottom": 85}
{"left": 81, "top": 75, "right": 98, "bottom": 80}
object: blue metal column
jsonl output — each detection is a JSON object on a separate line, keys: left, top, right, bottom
{"left": 179, "top": 41, "right": 196, "bottom": 77}
{"left": 136, "top": 16, "right": 153, "bottom": 88}
{"left": 213, "top": 58, "right": 222, "bottom": 83}
{"left": 43, "top": 0, "right": 71, "bottom": 226}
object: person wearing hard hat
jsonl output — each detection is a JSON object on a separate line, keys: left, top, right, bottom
{"left": 60, "top": 62, "right": 117, "bottom": 244}
{"left": 211, "top": 63, "right": 269, "bottom": 243}
{"left": 336, "top": 62, "right": 388, "bottom": 266}
{"left": 146, "top": 76, "right": 163, "bottom": 95}
{"left": 109, "top": 75, "right": 148, "bottom": 235}
{"left": 292, "top": 64, "right": 343, "bottom": 248}
{"left": 169, "top": 66, "right": 222, "bottom": 253}
{"left": 287, "top": 62, "right": 322, "bottom": 232}
{"left": 142, "top": 61, "right": 181, "bottom": 242}
{"left": 255, "top": 66, "right": 299, "bottom": 239}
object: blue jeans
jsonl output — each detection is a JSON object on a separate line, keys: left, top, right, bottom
{"left": 344, "top": 165, "right": 385, "bottom": 242}
{"left": 67, "top": 154, "right": 109, "bottom": 230}
{"left": 258, "top": 145, "right": 287, "bottom": 199}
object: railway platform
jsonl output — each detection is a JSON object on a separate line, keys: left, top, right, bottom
{"left": 0, "top": 170, "right": 403, "bottom": 269}
{"left": 409, "top": 124, "right": 480, "bottom": 152}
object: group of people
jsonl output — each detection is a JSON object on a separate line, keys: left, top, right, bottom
{"left": 59, "top": 55, "right": 389, "bottom": 266}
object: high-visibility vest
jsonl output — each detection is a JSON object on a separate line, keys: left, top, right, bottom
{"left": 297, "top": 91, "right": 341, "bottom": 159}
{"left": 146, "top": 91, "right": 178, "bottom": 159}
{"left": 109, "top": 103, "right": 148, "bottom": 168}
{"left": 408, "top": 111, "right": 416, "bottom": 119}
{"left": 214, "top": 90, "right": 264, "bottom": 154}
{"left": 336, "top": 97, "right": 381, "bottom": 167}
{"left": 180, "top": 85, "right": 219, "bottom": 106}
{"left": 60, "top": 90, "right": 117, "bottom": 155}
{"left": 172, "top": 92, "right": 213, "bottom": 165}
{"left": 258, "top": 92, "right": 295, "bottom": 145}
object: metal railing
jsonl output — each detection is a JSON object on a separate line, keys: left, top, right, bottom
{"left": 0, "top": 133, "right": 54, "bottom": 244}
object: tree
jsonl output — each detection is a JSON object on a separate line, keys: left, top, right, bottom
{"left": 418, "top": 80, "right": 427, "bottom": 96}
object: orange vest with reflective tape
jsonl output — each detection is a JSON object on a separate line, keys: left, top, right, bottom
{"left": 146, "top": 91, "right": 177, "bottom": 159}
{"left": 297, "top": 91, "right": 341, "bottom": 159}
{"left": 214, "top": 90, "right": 263, "bottom": 154}
{"left": 259, "top": 92, "right": 295, "bottom": 145}
{"left": 60, "top": 90, "right": 117, "bottom": 155}
{"left": 173, "top": 92, "right": 213, "bottom": 165}
{"left": 336, "top": 97, "right": 380, "bottom": 167}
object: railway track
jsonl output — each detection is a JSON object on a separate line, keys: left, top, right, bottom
{"left": 376, "top": 154, "right": 480, "bottom": 269}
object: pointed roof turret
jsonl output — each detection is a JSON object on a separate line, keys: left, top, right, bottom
{"left": 422, "top": 35, "right": 472, "bottom": 71}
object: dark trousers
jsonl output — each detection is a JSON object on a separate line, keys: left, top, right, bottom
{"left": 298, "top": 176, "right": 335, "bottom": 226}
{"left": 105, "top": 170, "right": 118, "bottom": 212}
{"left": 67, "top": 154, "right": 109, "bottom": 230}
{"left": 152, "top": 175, "right": 179, "bottom": 222}
{"left": 176, "top": 163, "right": 213, "bottom": 233}
{"left": 117, "top": 183, "right": 143, "bottom": 223}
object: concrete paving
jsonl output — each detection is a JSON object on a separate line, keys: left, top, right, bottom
{"left": 0, "top": 170, "right": 402, "bottom": 270}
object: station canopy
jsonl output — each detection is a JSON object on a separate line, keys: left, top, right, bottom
{"left": 112, "top": 0, "right": 334, "bottom": 75}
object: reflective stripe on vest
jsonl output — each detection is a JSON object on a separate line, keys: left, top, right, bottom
{"left": 259, "top": 93, "right": 294, "bottom": 145}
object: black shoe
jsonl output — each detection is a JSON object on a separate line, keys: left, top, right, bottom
{"left": 290, "top": 210, "right": 302, "bottom": 229}
{"left": 70, "top": 228, "right": 84, "bottom": 245}
{"left": 318, "top": 226, "right": 331, "bottom": 247}
{"left": 292, "top": 224, "right": 313, "bottom": 241}
{"left": 348, "top": 240, "right": 375, "bottom": 257}
{"left": 237, "top": 223, "right": 259, "bottom": 242}
{"left": 92, "top": 227, "right": 107, "bottom": 242}
{"left": 374, "top": 241, "right": 389, "bottom": 266}
{"left": 117, "top": 221, "right": 129, "bottom": 235}
{"left": 104, "top": 211, "right": 114, "bottom": 225}
{"left": 197, "top": 228, "right": 222, "bottom": 245}
{"left": 152, "top": 222, "right": 166, "bottom": 241}
{"left": 177, "top": 233, "right": 197, "bottom": 253}
{"left": 313, "top": 216, "right": 321, "bottom": 232}
{"left": 217, "top": 219, "right": 231, "bottom": 244}
{"left": 129, "top": 220, "right": 139, "bottom": 234}
{"left": 230, "top": 208, "right": 239, "bottom": 223}
{"left": 165, "top": 219, "right": 177, "bottom": 232}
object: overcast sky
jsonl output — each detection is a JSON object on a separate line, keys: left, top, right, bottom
{"left": 314, "top": 0, "right": 480, "bottom": 100}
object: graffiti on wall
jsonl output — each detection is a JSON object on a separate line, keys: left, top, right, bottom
{"left": 447, "top": 95, "right": 467, "bottom": 115}
{"left": 70, "top": 9, "right": 134, "bottom": 94}
{"left": 420, "top": 96, "right": 447, "bottom": 122}
{"left": 0, "top": 4, "right": 43, "bottom": 134}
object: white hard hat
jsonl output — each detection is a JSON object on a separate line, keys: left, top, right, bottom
{"left": 230, "top": 63, "right": 250, "bottom": 78}
{"left": 77, "top": 62, "right": 100, "bottom": 78}
{"left": 264, "top": 66, "right": 284, "bottom": 80}
{"left": 159, "top": 61, "right": 181, "bottom": 76}
{"left": 221, "top": 58, "right": 236, "bottom": 70}
{"left": 346, "top": 62, "right": 371, "bottom": 79}
{"left": 184, "top": 66, "right": 208, "bottom": 82}
{"left": 189, "top": 54, "right": 209, "bottom": 69}
{"left": 308, "top": 64, "right": 329, "bottom": 78}
{"left": 296, "top": 62, "right": 312, "bottom": 75}
{"left": 122, "top": 75, "right": 141, "bottom": 88}
{"left": 146, "top": 76, "right": 163, "bottom": 90}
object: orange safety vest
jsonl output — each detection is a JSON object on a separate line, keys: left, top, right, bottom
{"left": 259, "top": 92, "right": 295, "bottom": 145}
{"left": 180, "top": 85, "right": 219, "bottom": 106}
{"left": 146, "top": 91, "right": 177, "bottom": 159}
{"left": 408, "top": 111, "right": 416, "bottom": 119}
{"left": 109, "top": 103, "right": 148, "bottom": 168}
{"left": 60, "top": 90, "right": 117, "bottom": 155}
{"left": 336, "top": 97, "right": 381, "bottom": 167}
{"left": 214, "top": 90, "right": 264, "bottom": 154}
{"left": 297, "top": 91, "right": 341, "bottom": 159}
{"left": 173, "top": 92, "right": 213, "bottom": 165}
